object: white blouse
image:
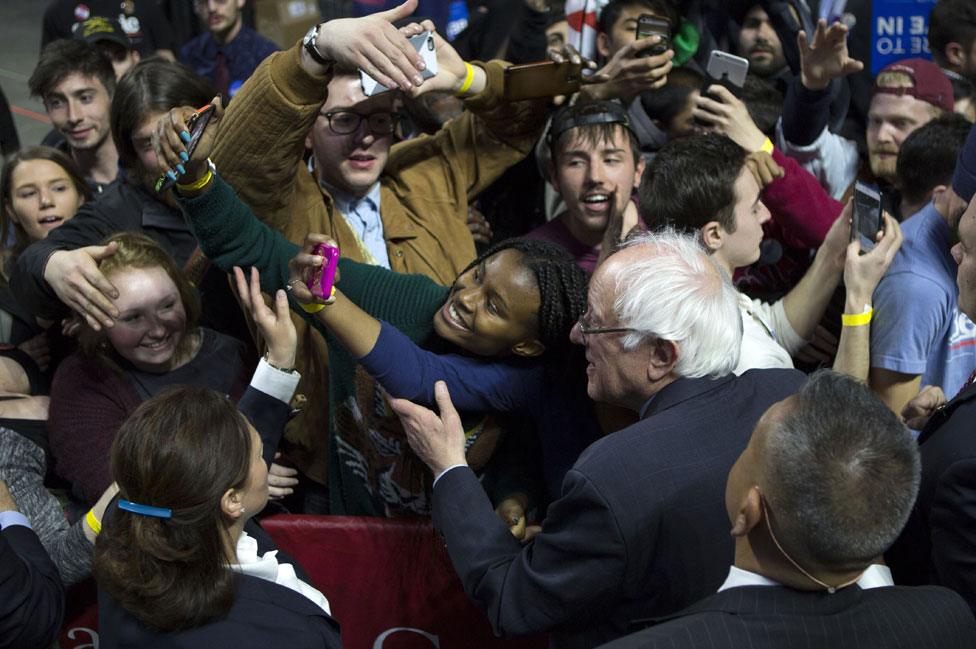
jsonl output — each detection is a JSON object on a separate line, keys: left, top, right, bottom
{"left": 231, "top": 531, "right": 332, "bottom": 615}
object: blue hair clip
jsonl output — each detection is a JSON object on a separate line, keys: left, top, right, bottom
{"left": 118, "top": 499, "right": 173, "bottom": 519}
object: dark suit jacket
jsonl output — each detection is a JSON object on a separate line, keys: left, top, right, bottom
{"left": 97, "top": 385, "right": 341, "bottom": 648}
{"left": 596, "top": 584, "right": 976, "bottom": 649}
{"left": 432, "top": 369, "right": 806, "bottom": 649}
{"left": 0, "top": 523, "right": 64, "bottom": 649}
{"left": 888, "top": 382, "right": 976, "bottom": 613}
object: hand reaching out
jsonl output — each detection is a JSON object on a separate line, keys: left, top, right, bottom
{"left": 388, "top": 381, "right": 467, "bottom": 477}
{"left": 798, "top": 19, "right": 864, "bottom": 92}
{"left": 233, "top": 266, "right": 297, "bottom": 370}
{"left": 902, "top": 385, "right": 946, "bottom": 430}
{"left": 693, "top": 84, "right": 766, "bottom": 152}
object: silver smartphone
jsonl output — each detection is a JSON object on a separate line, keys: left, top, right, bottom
{"left": 706, "top": 50, "right": 749, "bottom": 88}
{"left": 360, "top": 31, "right": 438, "bottom": 96}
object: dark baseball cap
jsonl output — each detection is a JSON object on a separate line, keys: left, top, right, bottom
{"left": 873, "top": 58, "right": 954, "bottom": 113}
{"left": 73, "top": 16, "right": 132, "bottom": 51}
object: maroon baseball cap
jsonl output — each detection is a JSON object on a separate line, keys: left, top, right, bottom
{"left": 873, "top": 58, "right": 954, "bottom": 113}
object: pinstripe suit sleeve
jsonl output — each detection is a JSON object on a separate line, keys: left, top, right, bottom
{"left": 432, "top": 465, "right": 629, "bottom": 637}
{"left": 930, "top": 458, "right": 976, "bottom": 613}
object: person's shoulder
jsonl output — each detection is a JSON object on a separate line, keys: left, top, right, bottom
{"left": 736, "top": 367, "right": 806, "bottom": 389}
{"left": 867, "top": 585, "right": 976, "bottom": 626}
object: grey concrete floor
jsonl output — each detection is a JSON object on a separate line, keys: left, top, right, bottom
{"left": 1, "top": 0, "right": 58, "bottom": 146}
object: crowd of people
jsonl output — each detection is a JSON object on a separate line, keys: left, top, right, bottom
{"left": 4, "top": 0, "right": 976, "bottom": 646}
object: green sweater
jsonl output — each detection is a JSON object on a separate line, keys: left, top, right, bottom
{"left": 180, "top": 174, "right": 451, "bottom": 515}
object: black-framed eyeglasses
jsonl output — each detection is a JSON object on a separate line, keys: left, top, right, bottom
{"left": 319, "top": 110, "right": 397, "bottom": 135}
{"left": 575, "top": 319, "right": 638, "bottom": 344}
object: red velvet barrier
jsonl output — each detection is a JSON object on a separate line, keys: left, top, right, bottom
{"left": 59, "top": 514, "right": 549, "bottom": 649}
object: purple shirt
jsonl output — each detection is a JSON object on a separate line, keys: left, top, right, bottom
{"left": 526, "top": 216, "right": 599, "bottom": 274}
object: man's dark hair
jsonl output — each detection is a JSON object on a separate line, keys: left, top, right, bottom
{"left": 740, "top": 74, "right": 783, "bottom": 136}
{"left": 762, "top": 370, "right": 920, "bottom": 572}
{"left": 896, "top": 113, "right": 972, "bottom": 207}
{"left": 548, "top": 100, "right": 641, "bottom": 166}
{"left": 29, "top": 39, "right": 116, "bottom": 100}
{"left": 929, "top": 0, "right": 976, "bottom": 69}
{"left": 597, "top": 0, "right": 680, "bottom": 37}
{"left": 460, "top": 238, "right": 588, "bottom": 358}
{"left": 639, "top": 133, "right": 747, "bottom": 233}
{"left": 110, "top": 58, "right": 214, "bottom": 172}
{"left": 640, "top": 67, "right": 703, "bottom": 128}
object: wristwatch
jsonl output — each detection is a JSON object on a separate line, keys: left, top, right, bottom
{"left": 303, "top": 24, "right": 334, "bottom": 67}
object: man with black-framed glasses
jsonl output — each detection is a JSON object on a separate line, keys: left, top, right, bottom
{"left": 208, "top": 0, "right": 548, "bottom": 512}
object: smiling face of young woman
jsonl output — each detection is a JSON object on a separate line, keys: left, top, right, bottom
{"left": 104, "top": 265, "right": 189, "bottom": 373}
{"left": 432, "top": 248, "right": 544, "bottom": 358}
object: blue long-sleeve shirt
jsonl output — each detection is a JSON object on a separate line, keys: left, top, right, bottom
{"left": 361, "top": 321, "right": 601, "bottom": 498}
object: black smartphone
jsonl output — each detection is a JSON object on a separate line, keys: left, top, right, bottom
{"left": 636, "top": 15, "right": 671, "bottom": 56}
{"left": 154, "top": 103, "right": 216, "bottom": 193}
{"left": 851, "top": 181, "right": 883, "bottom": 252}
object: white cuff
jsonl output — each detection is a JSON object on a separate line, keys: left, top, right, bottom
{"left": 0, "top": 511, "right": 31, "bottom": 531}
{"left": 250, "top": 358, "right": 301, "bottom": 404}
{"left": 432, "top": 464, "right": 468, "bottom": 489}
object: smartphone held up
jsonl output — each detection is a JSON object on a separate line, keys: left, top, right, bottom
{"left": 851, "top": 182, "right": 884, "bottom": 253}
{"left": 361, "top": 31, "right": 438, "bottom": 96}
{"left": 636, "top": 14, "right": 671, "bottom": 56}
{"left": 154, "top": 103, "right": 216, "bottom": 193}
{"left": 307, "top": 244, "right": 341, "bottom": 301}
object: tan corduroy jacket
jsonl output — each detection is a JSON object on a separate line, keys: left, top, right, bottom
{"left": 212, "top": 42, "right": 546, "bottom": 486}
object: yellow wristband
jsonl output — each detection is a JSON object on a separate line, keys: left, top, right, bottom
{"left": 299, "top": 301, "right": 326, "bottom": 314}
{"left": 455, "top": 62, "right": 475, "bottom": 97}
{"left": 85, "top": 509, "right": 102, "bottom": 536}
{"left": 759, "top": 138, "right": 774, "bottom": 155}
{"left": 176, "top": 167, "right": 214, "bottom": 193}
{"left": 841, "top": 305, "right": 873, "bottom": 327}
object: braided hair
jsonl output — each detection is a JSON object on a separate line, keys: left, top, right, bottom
{"left": 461, "top": 238, "right": 589, "bottom": 359}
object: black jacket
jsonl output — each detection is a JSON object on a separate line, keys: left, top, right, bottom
{"left": 0, "top": 523, "right": 65, "bottom": 649}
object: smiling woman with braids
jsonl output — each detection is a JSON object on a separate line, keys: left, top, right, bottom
{"left": 154, "top": 99, "right": 596, "bottom": 524}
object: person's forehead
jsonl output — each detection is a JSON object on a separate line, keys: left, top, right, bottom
{"left": 560, "top": 125, "right": 633, "bottom": 156}
{"left": 868, "top": 92, "right": 933, "bottom": 120}
{"left": 733, "top": 164, "right": 760, "bottom": 203}
{"left": 743, "top": 5, "right": 770, "bottom": 22}
{"left": 49, "top": 71, "right": 107, "bottom": 96}
{"left": 11, "top": 159, "right": 70, "bottom": 186}
{"left": 109, "top": 266, "right": 178, "bottom": 302}
{"left": 322, "top": 75, "right": 393, "bottom": 112}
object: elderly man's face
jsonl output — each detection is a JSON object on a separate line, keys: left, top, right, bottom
{"left": 569, "top": 250, "right": 653, "bottom": 409}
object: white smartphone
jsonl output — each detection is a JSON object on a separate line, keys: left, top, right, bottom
{"left": 706, "top": 50, "right": 749, "bottom": 88}
{"left": 360, "top": 31, "right": 438, "bottom": 96}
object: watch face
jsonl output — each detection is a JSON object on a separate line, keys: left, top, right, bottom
{"left": 304, "top": 25, "right": 317, "bottom": 46}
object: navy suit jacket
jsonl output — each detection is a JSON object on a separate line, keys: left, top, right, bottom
{"left": 888, "top": 382, "right": 976, "bottom": 613}
{"left": 432, "top": 369, "right": 806, "bottom": 649}
{"left": 596, "top": 584, "right": 976, "bottom": 649}
{"left": 0, "top": 523, "right": 64, "bottom": 649}
{"left": 98, "top": 385, "right": 341, "bottom": 648}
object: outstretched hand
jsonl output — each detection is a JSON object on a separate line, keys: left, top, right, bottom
{"left": 233, "top": 266, "right": 297, "bottom": 369}
{"left": 798, "top": 19, "right": 863, "bottom": 91}
{"left": 389, "top": 381, "right": 467, "bottom": 477}
{"left": 312, "top": 0, "right": 429, "bottom": 92}
{"left": 152, "top": 95, "right": 225, "bottom": 191}
{"left": 843, "top": 211, "right": 903, "bottom": 306}
{"left": 580, "top": 38, "right": 673, "bottom": 102}
{"left": 693, "top": 84, "right": 766, "bottom": 152}
{"left": 43, "top": 243, "right": 120, "bottom": 331}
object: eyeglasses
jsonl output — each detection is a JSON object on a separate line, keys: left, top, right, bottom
{"left": 319, "top": 110, "right": 397, "bottom": 135}
{"left": 575, "top": 318, "right": 638, "bottom": 344}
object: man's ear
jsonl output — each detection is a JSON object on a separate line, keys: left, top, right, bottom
{"left": 304, "top": 130, "right": 314, "bottom": 152}
{"left": 931, "top": 184, "right": 948, "bottom": 201}
{"left": 646, "top": 338, "right": 678, "bottom": 381}
{"left": 633, "top": 155, "right": 646, "bottom": 189}
{"left": 512, "top": 338, "right": 546, "bottom": 358}
{"left": 596, "top": 32, "right": 611, "bottom": 60}
{"left": 945, "top": 42, "right": 966, "bottom": 68}
{"left": 730, "top": 485, "right": 763, "bottom": 537}
{"left": 220, "top": 487, "right": 243, "bottom": 520}
{"left": 700, "top": 220, "right": 724, "bottom": 253}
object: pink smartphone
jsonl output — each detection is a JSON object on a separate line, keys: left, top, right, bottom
{"left": 307, "top": 244, "right": 340, "bottom": 299}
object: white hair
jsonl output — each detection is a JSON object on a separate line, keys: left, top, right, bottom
{"left": 609, "top": 229, "right": 742, "bottom": 378}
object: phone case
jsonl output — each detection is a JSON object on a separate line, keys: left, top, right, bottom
{"left": 852, "top": 182, "right": 882, "bottom": 252}
{"left": 706, "top": 51, "right": 749, "bottom": 88}
{"left": 307, "top": 244, "right": 341, "bottom": 300}
{"left": 360, "top": 32, "right": 438, "bottom": 96}
{"left": 636, "top": 15, "right": 671, "bottom": 55}
{"left": 503, "top": 61, "right": 583, "bottom": 101}
{"left": 153, "top": 104, "right": 215, "bottom": 193}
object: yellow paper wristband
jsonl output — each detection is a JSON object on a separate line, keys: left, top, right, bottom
{"left": 841, "top": 305, "right": 873, "bottom": 327}
{"left": 176, "top": 167, "right": 214, "bottom": 192}
{"left": 455, "top": 62, "right": 475, "bottom": 97}
{"left": 299, "top": 302, "right": 326, "bottom": 314}
{"left": 759, "top": 138, "right": 774, "bottom": 155}
{"left": 85, "top": 509, "right": 102, "bottom": 536}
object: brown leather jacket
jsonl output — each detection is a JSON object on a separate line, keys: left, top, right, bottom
{"left": 212, "top": 42, "right": 546, "bottom": 486}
